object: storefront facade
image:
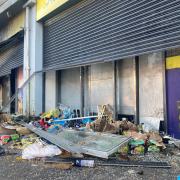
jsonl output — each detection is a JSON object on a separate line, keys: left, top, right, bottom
{"left": 41, "top": 0, "right": 179, "bottom": 132}
{"left": 1, "top": 0, "right": 180, "bottom": 138}
{"left": 0, "top": 35, "right": 24, "bottom": 113}
{"left": 0, "top": 6, "right": 25, "bottom": 113}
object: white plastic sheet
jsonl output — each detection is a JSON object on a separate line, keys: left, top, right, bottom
{"left": 22, "top": 142, "right": 62, "bottom": 160}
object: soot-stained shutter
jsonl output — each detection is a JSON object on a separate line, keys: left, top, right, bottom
{"left": 44, "top": 0, "right": 180, "bottom": 70}
{"left": 0, "top": 42, "right": 24, "bottom": 77}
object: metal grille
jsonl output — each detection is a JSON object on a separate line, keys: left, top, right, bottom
{"left": 166, "top": 48, "right": 180, "bottom": 57}
{"left": 0, "top": 42, "right": 24, "bottom": 77}
{"left": 44, "top": 0, "right": 180, "bottom": 70}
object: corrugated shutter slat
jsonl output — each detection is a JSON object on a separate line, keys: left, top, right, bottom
{"left": 44, "top": 0, "right": 180, "bottom": 70}
{"left": 0, "top": 42, "right": 23, "bottom": 77}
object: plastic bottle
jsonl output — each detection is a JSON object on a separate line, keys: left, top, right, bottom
{"left": 75, "top": 160, "right": 95, "bottom": 167}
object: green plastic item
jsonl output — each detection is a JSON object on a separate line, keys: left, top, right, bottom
{"left": 148, "top": 145, "right": 160, "bottom": 152}
{"left": 129, "top": 139, "right": 144, "bottom": 146}
{"left": 11, "top": 134, "right": 20, "bottom": 141}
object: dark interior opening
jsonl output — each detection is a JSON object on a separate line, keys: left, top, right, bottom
{"left": 10, "top": 69, "right": 16, "bottom": 113}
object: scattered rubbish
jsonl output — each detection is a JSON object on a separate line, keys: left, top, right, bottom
{"left": 123, "top": 131, "right": 147, "bottom": 140}
{"left": 132, "top": 145, "right": 145, "bottom": 155}
{"left": 19, "top": 122, "right": 82, "bottom": 153}
{"left": 88, "top": 105, "right": 139, "bottom": 134}
{"left": 128, "top": 139, "right": 145, "bottom": 155}
{"left": 12, "top": 134, "right": 38, "bottom": 150}
{"left": 75, "top": 160, "right": 95, "bottom": 167}
{"left": 128, "top": 169, "right": 136, "bottom": 174}
{"left": 118, "top": 144, "right": 129, "bottom": 155}
{"left": 119, "top": 120, "right": 138, "bottom": 132}
{"left": 44, "top": 162, "right": 74, "bottom": 170}
{"left": 0, "top": 125, "right": 16, "bottom": 135}
{"left": 148, "top": 145, "right": 160, "bottom": 152}
{"left": 129, "top": 139, "right": 144, "bottom": 146}
{"left": 0, "top": 135, "right": 11, "bottom": 145}
{"left": 22, "top": 141, "right": 62, "bottom": 160}
{"left": 169, "top": 138, "right": 180, "bottom": 148}
{"left": 122, "top": 129, "right": 166, "bottom": 154}
{"left": 42, "top": 157, "right": 171, "bottom": 169}
{"left": 137, "top": 170, "right": 144, "bottom": 175}
{"left": 148, "top": 132, "right": 166, "bottom": 149}
{"left": 162, "top": 136, "right": 171, "bottom": 144}
{"left": 16, "top": 127, "right": 31, "bottom": 135}
{"left": 19, "top": 121, "right": 131, "bottom": 159}
{"left": 33, "top": 104, "right": 96, "bottom": 129}
{"left": 41, "top": 109, "right": 60, "bottom": 119}
{"left": 0, "top": 103, "right": 177, "bottom": 172}
{"left": 10, "top": 134, "right": 20, "bottom": 141}
{"left": 56, "top": 104, "right": 71, "bottom": 119}
{"left": 50, "top": 116, "right": 96, "bottom": 125}
{"left": 0, "top": 114, "right": 14, "bottom": 123}
{"left": 89, "top": 105, "right": 119, "bottom": 133}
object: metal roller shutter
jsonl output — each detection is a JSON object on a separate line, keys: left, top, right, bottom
{"left": 44, "top": 0, "right": 180, "bottom": 70}
{"left": 0, "top": 42, "right": 24, "bottom": 77}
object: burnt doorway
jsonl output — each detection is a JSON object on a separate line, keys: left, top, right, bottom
{"left": 10, "top": 69, "right": 16, "bottom": 113}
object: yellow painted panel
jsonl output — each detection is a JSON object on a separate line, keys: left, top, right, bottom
{"left": 166, "top": 56, "right": 180, "bottom": 69}
{"left": 0, "top": 11, "right": 25, "bottom": 42}
{"left": 36, "top": 0, "right": 68, "bottom": 20}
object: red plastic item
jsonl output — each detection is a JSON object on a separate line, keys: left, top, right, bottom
{"left": 39, "top": 119, "right": 45, "bottom": 127}
{"left": 0, "top": 135, "right": 11, "bottom": 145}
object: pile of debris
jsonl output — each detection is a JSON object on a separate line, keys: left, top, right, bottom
{"left": 86, "top": 105, "right": 166, "bottom": 155}
{"left": 0, "top": 105, "right": 176, "bottom": 169}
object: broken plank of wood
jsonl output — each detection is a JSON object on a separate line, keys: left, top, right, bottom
{"left": 44, "top": 162, "right": 74, "bottom": 170}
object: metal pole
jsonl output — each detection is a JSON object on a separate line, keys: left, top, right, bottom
{"left": 49, "top": 115, "right": 99, "bottom": 122}
{"left": 42, "top": 72, "right": 46, "bottom": 113}
{"left": 162, "top": 51, "right": 168, "bottom": 133}
{"left": 135, "top": 56, "right": 140, "bottom": 124}
{"left": 80, "top": 66, "right": 85, "bottom": 116}
{"left": 113, "top": 61, "right": 117, "bottom": 119}
{"left": 25, "top": 6, "right": 31, "bottom": 117}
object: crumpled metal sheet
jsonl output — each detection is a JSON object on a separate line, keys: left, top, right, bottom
{"left": 19, "top": 122, "right": 81, "bottom": 153}
{"left": 19, "top": 121, "right": 131, "bottom": 159}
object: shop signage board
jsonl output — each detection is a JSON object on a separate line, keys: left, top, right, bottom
{"left": 36, "top": 0, "right": 68, "bottom": 20}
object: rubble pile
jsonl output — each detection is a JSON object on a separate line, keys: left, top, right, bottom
{"left": 0, "top": 104, "right": 177, "bottom": 169}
